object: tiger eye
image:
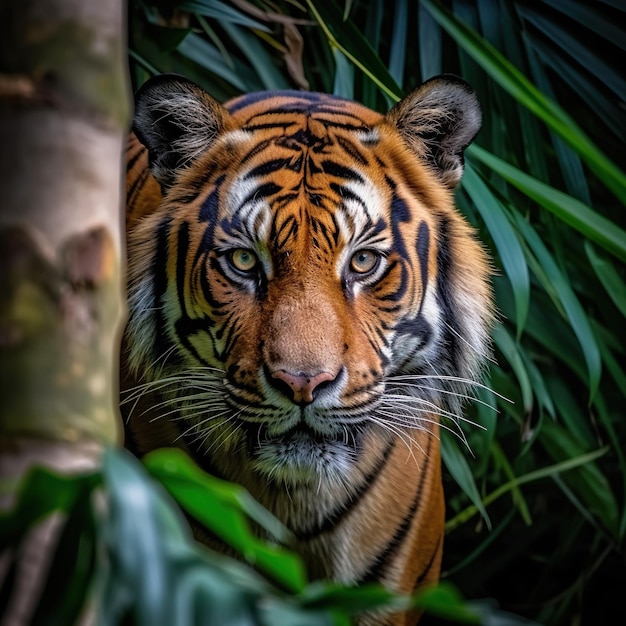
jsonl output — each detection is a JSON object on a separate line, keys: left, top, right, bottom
{"left": 230, "top": 248, "right": 258, "bottom": 272}
{"left": 350, "top": 250, "right": 378, "bottom": 274}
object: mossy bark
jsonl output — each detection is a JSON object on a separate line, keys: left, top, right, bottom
{"left": 0, "top": 0, "right": 130, "bottom": 444}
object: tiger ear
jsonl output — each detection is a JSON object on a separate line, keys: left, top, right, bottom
{"left": 386, "top": 75, "right": 481, "bottom": 188}
{"left": 133, "top": 74, "right": 231, "bottom": 189}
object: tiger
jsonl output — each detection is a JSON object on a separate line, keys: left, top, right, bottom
{"left": 122, "top": 73, "right": 494, "bottom": 626}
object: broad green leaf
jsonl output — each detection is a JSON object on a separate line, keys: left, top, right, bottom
{"left": 418, "top": 2, "right": 442, "bottom": 81}
{"left": 177, "top": 33, "right": 253, "bottom": 92}
{"left": 101, "top": 448, "right": 274, "bottom": 626}
{"left": 462, "top": 163, "right": 529, "bottom": 335}
{"left": 413, "top": 582, "right": 480, "bottom": 623}
{"left": 129, "top": 49, "right": 159, "bottom": 75}
{"left": 299, "top": 581, "right": 405, "bottom": 613}
{"left": 527, "top": 41, "right": 625, "bottom": 141}
{"left": 420, "top": 0, "right": 626, "bottom": 203}
{"left": 470, "top": 385, "right": 498, "bottom": 478}
{"left": 545, "top": 375, "right": 595, "bottom": 448}
{"left": 332, "top": 48, "right": 354, "bottom": 99}
{"left": 491, "top": 442, "right": 532, "bottom": 525}
{"left": 388, "top": 0, "right": 408, "bottom": 86}
{"left": 469, "top": 144, "right": 626, "bottom": 262}
{"left": 517, "top": 6, "right": 626, "bottom": 101}
{"left": 220, "top": 22, "right": 290, "bottom": 91}
{"left": 524, "top": 43, "right": 592, "bottom": 203}
{"left": 523, "top": 296, "right": 587, "bottom": 383}
{"left": 441, "top": 430, "right": 491, "bottom": 529}
{"left": 513, "top": 213, "right": 602, "bottom": 398}
{"left": 143, "top": 448, "right": 306, "bottom": 592}
{"left": 585, "top": 242, "right": 626, "bottom": 318}
{"left": 519, "top": 348, "right": 554, "bottom": 418}
{"left": 541, "top": 0, "right": 626, "bottom": 49}
{"left": 492, "top": 324, "right": 533, "bottom": 415}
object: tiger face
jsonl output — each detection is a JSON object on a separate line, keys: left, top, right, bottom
{"left": 123, "top": 74, "right": 493, "bottom": 601}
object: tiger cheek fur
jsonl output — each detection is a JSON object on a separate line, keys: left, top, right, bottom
{"left": 123, "top": 74, "right": 493, "bottom": 625}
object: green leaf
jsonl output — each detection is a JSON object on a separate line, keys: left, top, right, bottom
{"left": 30, "top": 485, "right": 97, "bottom": 626}
{"left": 220, "top": 22, "right": 290, "bottom": 91}
{"left": 101, "top": 448, "right": 274, "bottom": 626}
{"left": 305, "top": 0, "right": 403, "bottom": 102}
{"left": 421, "top": 0, "right": 626, "bottom": 203}
{"left": 541, "top": 0, "right": 626, "bottom": 49}
{"left": 446, "top": 445, "right": 610, "bottom": 532}
{"left": 299, "top": 581, "right": 405, "bottom": 613}
{"left": 492, "top": 324, "right": 533, "bottom": 415}
{"left": 513, "top": 213, "right": 602, "bottom": 399}
{"left": 585, "top": 242, "right": 626, "bottom": 318}
{"left": 332, "top": 48, "right": 354, "bottom": 99}
{"left": 539, "top": 422, "right": 619, "bottom": 538}
{"left": 388, "top": 0, "right": 408, "bottom": 86}
{"left": 469, "top": 144, "right": 626, "bottom": 262}
{"left": 413, "top": 582, "right": 480, "bottom": 623}
{"left": 177, "top": 32, "right": 255, "bottom": 92}
{"left": 143, "top": 448, "right": 307, "bottom": 592}
{"left": 0, "top": 468, "right": 100, "bottom": 552}
{"left": 517, "top": 6, "right": 626, "bottom": 101}
{"left": 462, "top": 163, "right": 530, "bottom": 335}
{"left": 418, "top": 2, "right": 442, "bottom": 81}
{"left": 179, "top": 0, "right": 270, "bottom": 32}
{"left": 441, "top": 430, "right": 491, "bottom": 529}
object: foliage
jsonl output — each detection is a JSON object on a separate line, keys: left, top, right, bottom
{"left": 1, "top": 448, "right": 519, "bottom": 625}
{"left": 129, "top": 0, "right": 626, "bottom": 623}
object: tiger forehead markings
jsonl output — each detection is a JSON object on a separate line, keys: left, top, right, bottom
{"left": 124, "top": 75, "right": 493, "bottom": 624}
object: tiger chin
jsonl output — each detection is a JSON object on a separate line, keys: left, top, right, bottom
{"left": 122, "top": 73, "right": 494, "bottom": 625}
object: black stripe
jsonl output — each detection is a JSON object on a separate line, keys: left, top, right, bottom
{"left": 378, "top": 259, "right": 408, "bottom": 303}
{"left": 151, "top": 216, "right": 173, "bottom": 349}
{"left": 417, "top": 221, "right": 430, "bottom": 303}
{"left": 241, "top": 182, "right": 282, "bottom": 205}
{"left": 415, "top": 533, "right": 443, "bottom": 587}
{"left": 127, "top": 169, "right": 149, "bottom": 208}
{"left": 358, "top": 437, "right": 433, "bottom": 584}
{"left": 273, "top": 214, "right": 299, "bottom": 250}
{"left": 173, "top": 223, "right": 214, "bottom": 367}
{"left": 435, "top": 216, "right": 461, "bottom": 366}
{"left": 245, "top": 157, "right": 297, "bottom": 179}
{"left": 335, "top": 135, "right": 369, "bottom": 165}
{"left": 244, "top": 121, "right": 299, "bottom": 132}
{"left": 310, "top": 217, "right": 336, "bottom": 251}
{"left": 294, "top": 439, "right": 395, "bottom": 540}
{"left": 126, "top": 145, "right": 145, "bottom": 172}
{"left": 322, "top": 160, "right": 364, "bottom": 182}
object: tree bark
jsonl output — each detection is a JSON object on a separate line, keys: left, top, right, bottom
{"left": 0, "top": 0, "right": 130, "bottom": 622}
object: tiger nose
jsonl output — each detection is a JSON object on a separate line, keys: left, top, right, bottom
{"left": 270, "top": 370, "right": 336, "bottom": 405}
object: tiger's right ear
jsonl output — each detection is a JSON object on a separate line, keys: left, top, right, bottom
{"left": 133, "top": 74, "right": 231, "bottom": 189}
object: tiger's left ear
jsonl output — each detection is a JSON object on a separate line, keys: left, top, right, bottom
{"left": 386, "top": 75, "right": 481, "bottom": 188}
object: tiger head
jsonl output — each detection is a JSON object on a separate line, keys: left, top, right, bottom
{"left": 124, "top": 74, "right": 493, "bottom": 491}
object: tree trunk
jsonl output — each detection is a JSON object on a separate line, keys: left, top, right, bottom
{"left": 0, "top": 0, "right": 129, "bottom": 622}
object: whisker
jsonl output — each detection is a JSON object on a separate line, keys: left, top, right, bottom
{"left": 385, "top": 381, "right": 499, "bottom": 412}
{"left": 387, "top": 374, "right": 511, "bottom": 403}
